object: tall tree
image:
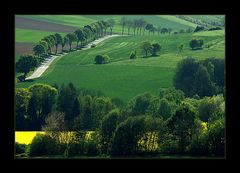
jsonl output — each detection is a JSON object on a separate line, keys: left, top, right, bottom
{"left": 120, "top": 17, "right": 127, "bottom": 35}
{"left": 74, "top": 29, "right": 85, "bottom": 48}
{"left": 107, "top": 19, "right": 115, "bottom": 35}
{"left": 167, "top": 102, "right": 198, "bottom": 153}
{"left": 65, "top": 33, "right": 77, "bottom": 51}
{"left": 16, "top": 54, "right": 38, "bottom": 80}
{"left": 33, "top": 44, "right": 46, "bottom": 58}
{"left": 54, "top": 33, "right": 63, "bottom": 54}
{"left": 28, "top": 83, "right": 57, "bottom": 130}
{"left": 15, "top": 88, "right": 31, "bottom": 130}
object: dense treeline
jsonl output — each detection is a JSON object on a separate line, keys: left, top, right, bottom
{"left": 16, "top": 86, "right": 224, "bottom": 157}
{"left": 16, "top": 57, "right": 225, "bottom": 157}
{"left": 174, "top": 57, "right": 224, "bottom": 98}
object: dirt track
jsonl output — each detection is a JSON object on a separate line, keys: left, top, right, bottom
{"left": 15, "top": 16, "right": 78, "bottom": 33}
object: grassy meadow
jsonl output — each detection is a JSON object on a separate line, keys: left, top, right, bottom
{"left": 16, "top": 31, "right": 225, "bottom": 103}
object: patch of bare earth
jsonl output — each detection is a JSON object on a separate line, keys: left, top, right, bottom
{"left": 15, "top": 16, "right": 78, "bottom": 33}
{"left": 15, "top": 42, "right": 34, "bottom": 55}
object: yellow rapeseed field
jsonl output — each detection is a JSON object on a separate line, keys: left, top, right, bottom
{"left": 15, "top": 131, "right": 45, "bottom": 144}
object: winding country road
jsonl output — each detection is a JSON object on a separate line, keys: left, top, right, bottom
{"left": 26, "top": 34, "right": 123, "bottom": 80}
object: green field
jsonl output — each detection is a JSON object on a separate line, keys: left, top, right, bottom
{"left": 15, "top": 28, "right": 67, "bottom": 43}
{"left": 15, "top": 15, "right": 198, "bottom": 43}
{"left": 16, "top": 30, "right": 225, "bottom": 103}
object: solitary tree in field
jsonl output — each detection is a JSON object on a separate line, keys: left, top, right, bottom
{"left": 16, "top": 54, "right": 38, "bottom": 80}
{"left": 140, "top": 41, "right": 153, "bottom": 57}
{"left": 178, "top": 44, "right": 184, "bottom": 54}
{"left": 54, "top": 33, "right": 63, "bottom": 54}
{"left": 151, "top": 43, "right": 161, "bottom": 56}
{"left": 189, "top": 39, "right": 204, "bottom": 50}
{"left": 95, "top": 54, "right": 110, "bottom": 64}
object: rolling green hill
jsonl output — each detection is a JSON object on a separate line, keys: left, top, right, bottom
{"left": 15, "top": 15, "right": 199, "bottom": 43}
{"left": 16, "top": 30, "right": 225, "bottom": 103}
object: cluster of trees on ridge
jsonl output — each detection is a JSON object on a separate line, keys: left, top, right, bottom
{"left": 119, "top": 17, "right": 194, "bottom": 36}
{"left": 15, "top": 57, "right": 225, "bottom": 158}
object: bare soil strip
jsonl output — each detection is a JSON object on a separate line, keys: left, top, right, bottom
{"left": 15, "top": 16, "right": 78, "bottom": 33}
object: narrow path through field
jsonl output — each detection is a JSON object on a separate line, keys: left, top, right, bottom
{"left": 26, "top": 34, "right": 123, "bottom": 80}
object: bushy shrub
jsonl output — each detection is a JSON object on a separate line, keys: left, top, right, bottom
{"left": 15, "top": 142, "right": 27, "bottom": 154}
{"left": 95, "top": 54, "right": 110, "bottom": 64}
{"left": 29, "top": 134, "right": 59, "bottom": 156}
{"left": 129, "top": 50, "right": 137, "bottom": 59}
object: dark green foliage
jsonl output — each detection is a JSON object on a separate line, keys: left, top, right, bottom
{"left": 193, "top": 64, "right": 215, "bottom": 97}
{"left": 189, "top": 39, "right": 204, "bottom": 50}
{"left": 208, "top": 27, "right": 222, "bottom": 31}
{"left": 151, "top": 43, "right": 161, "bottom": 56}
{"left": 174, "top": 57, "right": 224, "bottom": 98}
{"left": 28, "top": 83, "right": 57, "bottom": 130}
{"left": 174, "top": 57, "right": 200, "bottom": 97}
{"left": 111, "top": 116, "right": 146, "bottom": 156}
{"left": 95, "top": 54, "right": 110, "bottom": 64}
{"left": 29, "top": 134, "right": 59, "bottom": 156}
{"left": 16, "top": 54, "right": 38, "bottom": 80}
{"left": 207, "top": 119, "right": 225, "bottom": 156}
{"left": 33, "top": 44, "right": 46, "bottom": 58}
{"left": 127, "top": 92, "right": 154, "bottom": 116}
{"left": 167, "top": 102, "right": 198, "bottom": 153}
{"left": 140, "top": 41, "right": 153, "bottom": 57}
{"left": 92, "top": 97, "right": 113, "bottom": 128}
{"left": 57, "top": 83, "right": 78, "bottom": 128}
{"left": 99, "top": 109, "right": 120, "bottom": 153}
{"left": 129, "top": 50, "right": 137, "bottom": 59}
{"left": 15, "top": 142, "right": 27, "bottom": 155}
{"left": 194, "top": 25, "right": 205, "bottom": 32}
{"left": 15, "top": 88, "right": 31, "bottom": 130}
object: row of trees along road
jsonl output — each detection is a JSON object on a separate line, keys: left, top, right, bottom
{"left": 16, "top": 17, "right": 193, "bottom": 81}
{"left": 16, "top": 19, "right": 116, "bottom": 81}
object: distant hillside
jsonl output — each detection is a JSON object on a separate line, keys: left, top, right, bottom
{"left": 175, "top": 15, "right": 225, "bottom": 28}
{"left": 16, "top": 15, "right": 198, "bottom": 33}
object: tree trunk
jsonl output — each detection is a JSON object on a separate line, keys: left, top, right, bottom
{"left": 55, "top": 45, "right": 58, "bottom": 54}
{"left": 122, "top": 25, "right": 124, "bottom": 35}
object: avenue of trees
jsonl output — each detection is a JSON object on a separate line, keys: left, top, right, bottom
{"left": 16, "top": 56, "right": 225, "bottom": 157}
{"left": 16, "top": 17, "right": 196, "bottom": 81}
{"left": 16, "top": 19, "right": 117, "bottom": 81}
